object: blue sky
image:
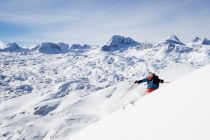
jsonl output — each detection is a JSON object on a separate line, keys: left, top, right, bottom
{"left": 0, "top": 0, "right": 210, "bottom": 46}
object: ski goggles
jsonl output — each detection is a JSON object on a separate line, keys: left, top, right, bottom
{"left": 147, "top": 75, "right": 153, "bottom": 80}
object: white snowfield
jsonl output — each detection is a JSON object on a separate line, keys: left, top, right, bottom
{"left": 72, "top": 65, "right": 210, "bottom": 140}
{"left": 0, "top": 35, "right": 210, "bottom": 139}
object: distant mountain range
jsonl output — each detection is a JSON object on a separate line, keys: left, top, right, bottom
{"left": 0, "top": 35, "right": 210, "bottom": 54}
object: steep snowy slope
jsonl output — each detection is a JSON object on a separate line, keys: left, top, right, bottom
{"left": 72, "top": 65, "right": 210, "bottom": 140}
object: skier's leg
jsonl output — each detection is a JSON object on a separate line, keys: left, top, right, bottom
{"left": 146, "top": 88, "right": 155, "bottom": 94}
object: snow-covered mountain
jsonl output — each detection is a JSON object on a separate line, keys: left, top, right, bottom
{"left": 0, "top": 41, "right": 7, "bottom": 49}
{"left": 101, "top": 35, "right": 140, "bottom": 52}
{"left": 192, "top": 37, "right": 210, "bottom": 45}
{"left": 192, "top": 37, "right": 202, "bottom": 43}
{"left": 32, "top": 42, "right": 70, "bottom": 54}
{"left": 162, "top": 35, "right": 185, "bottom": 45}
{"left": 30, "top": 42, "right": 93, "bottom": 54}
{"left": 0, "top": 35, "right": 210, "bottom": 139}
{"left": 202, "top": 38, "right": 210, "bottom": 45}
{"left": 70, "top": 44, "right": 91, "bottom": 50}
{"left": 0, "top": 42, "right": 29, "bottom": 53}
{"left": 72, "top": 64, "right": 210, "bottom": 140}
{"left": 69, "top": 44, "right": 92, "bottom": 53}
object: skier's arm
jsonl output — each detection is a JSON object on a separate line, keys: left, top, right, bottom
{"left": 159, "top": 79, "right": 164, "bottom": 83}
{"left": 135, "top": 78, "right": 147, "bottom": 84}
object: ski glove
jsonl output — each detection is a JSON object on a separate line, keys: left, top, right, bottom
{"left": 135, "top": 80, "right": 143, "bottom": 84}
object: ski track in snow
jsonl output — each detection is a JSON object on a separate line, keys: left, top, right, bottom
{"left": 0, "top": 37, "right": 210, "bottom": 139}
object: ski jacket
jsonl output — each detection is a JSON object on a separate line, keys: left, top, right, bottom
{"left": 136, "top": 74, "right": 164, "bottom": 89}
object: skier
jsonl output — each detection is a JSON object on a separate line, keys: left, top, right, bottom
{"left": 135, "top": 72, "right": 164, "bottom": 94}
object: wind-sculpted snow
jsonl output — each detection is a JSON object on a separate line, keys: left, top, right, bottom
{"left": 0, "top": 35, "right": 210, "bottom": 139}
{"left": 34, "top": 101, "right": 60, "bottom": 116}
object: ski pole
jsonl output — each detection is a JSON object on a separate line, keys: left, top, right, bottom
{"left": 119, "top": 82, "right": 137, "bottom": 100}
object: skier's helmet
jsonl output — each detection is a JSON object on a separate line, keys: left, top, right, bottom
{"left": 147, "top": 72, "right": 154, "bottom": 80}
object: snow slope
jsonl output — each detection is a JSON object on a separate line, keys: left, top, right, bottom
{"left": 72, "top": 65, "right": 210, "bottom": 140}
{"left": 0, "top": 35, "right": 210, "bottom": 139}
